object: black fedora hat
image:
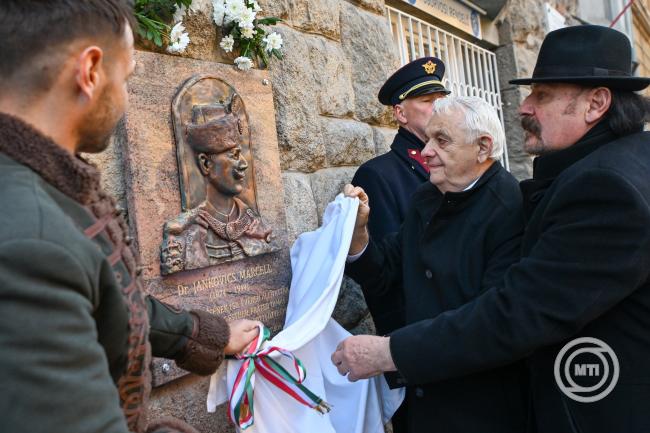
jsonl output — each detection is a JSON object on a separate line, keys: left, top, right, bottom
{"left": 510, "top": 25, "right": 650, "bottom": 91}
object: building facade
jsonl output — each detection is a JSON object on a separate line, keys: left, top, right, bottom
{"left": 86, "top": 0, "right": 646, "bottom": 431}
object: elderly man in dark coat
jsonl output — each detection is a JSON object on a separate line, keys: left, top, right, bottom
{"left": 0, "top": 2, "right": 260, "bottom": 433}
{"left": 336, "top": 96, "right": 527, "bottom": 433}
{"left": 351, "top": 57, "right": 450, "bottom": 338}
{"left": 351, "top": 57, "right": 452, "bottom": 433}
{"left": 334, "top": 25, "right": 650, "bottom": 433}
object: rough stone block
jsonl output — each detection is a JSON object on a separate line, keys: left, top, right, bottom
{"left": 281, "top": 171, "right": 319, "bottom": 245}
{"left": 371, "top": 126, "right": 397, "bottom": 156}
{"left": 332, "top": 276, "right": 370, "bottom": 330}
{"left": 256, "top": 0, "right": 291, "bottom": 20}
{"left": 82, "top": 128, "right": 127, "bottom": 213}
{"left": 268, "top": 26, "right": 326, "bottom": 172}
{"left": 348, "top": 0, "right": 385, "bottom": 15}
{"left": 350, "top": 312, "right": 377, "bottom": 336}
{"left": 269, "top": 26, "right": 356, "bottom": 171}
{"left": 310, "top": 166, "right": 358, "bottom": 223}
{"left": 288, "top": 0, "right": 342, "bottom": 40}
{"left": 312, "top": 38, "right": 355, "bottom": 118}
{"left": 340, "top": 3, "right": 399, "bottom": 126}
{"left": 322, "top": 118, "right": 374, "bottom": 166}
{"left": 508, "top": 156, "right": 533, "bottom": 181}
{"left": 148, "top": 375, "right": 234, "bottom": 433}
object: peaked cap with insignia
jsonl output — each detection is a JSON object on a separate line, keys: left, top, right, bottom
{"left": 510, "top": 25, "right": 650, "bottom": 91}
{"left": 378, "top": 57, "right": 450, "bottom": 106}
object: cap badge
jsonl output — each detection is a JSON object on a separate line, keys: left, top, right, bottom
{"left": 422, "top": 60, "right": 437, "bottom": 74}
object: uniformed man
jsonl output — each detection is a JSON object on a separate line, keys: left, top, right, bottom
{"left": 351, "top": 57, "right": 451, "bottom": 433}
{"left": 352, "top": 57, "right": 450, "bottom": 338}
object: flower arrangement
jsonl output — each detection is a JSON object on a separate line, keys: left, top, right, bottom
{"left": 134, "top": 0, "right": 192, "bottom": 49}
{"left": 213, "top": 0, "right": 284, "bottom": 70}
{"left": 134, "top": 0, "right": 283, "bottom": 71}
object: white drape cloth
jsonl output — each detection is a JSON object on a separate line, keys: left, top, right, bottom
{"left": 207, "top": 194, "right": 404, "bottom": 432}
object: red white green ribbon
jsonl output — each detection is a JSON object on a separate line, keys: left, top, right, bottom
{"left": 228, "top": 325, "right": 332, "bottom": 430}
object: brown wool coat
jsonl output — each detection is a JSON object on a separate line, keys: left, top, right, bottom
{"left": 0, "top": 113, "right": 229, "bottom": 433}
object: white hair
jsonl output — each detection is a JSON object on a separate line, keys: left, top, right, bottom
{"left": 431, "top": 96, "right": 505, "bottom": 159}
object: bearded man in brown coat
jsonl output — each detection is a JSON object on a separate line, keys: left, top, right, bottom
{"left": 0, "top": 2, "right": 261, "bottom": 432}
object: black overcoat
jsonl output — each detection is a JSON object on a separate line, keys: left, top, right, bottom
{"left": 347, "top": 162, "right": 528, "bottom": 433}
{"left": 351, "top": 127, "right": 429, "bottom": 335}
{"left": 388, "top": 122, "right": 650, "bottom": 432}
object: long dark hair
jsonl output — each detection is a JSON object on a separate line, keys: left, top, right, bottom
{"left": 608, "top": 90, "right": 650, "bottom": 135}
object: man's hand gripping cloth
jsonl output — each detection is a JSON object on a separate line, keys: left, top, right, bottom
{"left": 207, "top": 194, "right": 404, "bottom": 432}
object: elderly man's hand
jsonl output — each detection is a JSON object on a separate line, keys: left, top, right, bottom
{"left": 342, "top": 184, "right": 370, "bottom": 255}
{"left": 225, "top": 319, "right": 262, "bottom": 355}
{"left": 331, "top": 335, "right": 396, "bottom": 381}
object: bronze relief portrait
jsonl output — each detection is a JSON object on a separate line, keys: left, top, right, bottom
{"left": 161, "top": 75, "right": 279, "bottom": 275}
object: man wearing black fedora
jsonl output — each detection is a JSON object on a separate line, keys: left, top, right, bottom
{"left": 333, "top": 25, "right": 650, "bottom": 432}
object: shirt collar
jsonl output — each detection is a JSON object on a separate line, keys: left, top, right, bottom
{"left": 463, "top": 177, "right": 480, "bottom": 191}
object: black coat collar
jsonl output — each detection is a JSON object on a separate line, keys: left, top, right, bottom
{"left": 391, "top": 127, "right": 429, "bottom": 179}
{"left": 520, "top": 121, "right": 621, "bottom": 219}
{"left": 531, "top": 121, "right": 617, "bottom": 181}
{"left": 393, "top": 126, "right": 425, "bottom": 150}
{"left": 414, "top": 161, "right": 501, "bottom": 223}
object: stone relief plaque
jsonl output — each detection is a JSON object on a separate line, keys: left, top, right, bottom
{"left": 160, "top": 76, "right": 280, "bottom": 275}
{"left": 120, "top": 52, "right": 290, "bottom": 386}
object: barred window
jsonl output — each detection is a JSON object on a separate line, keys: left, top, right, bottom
{"left": 386, "top": 6, "right": 509, "bottom": 168}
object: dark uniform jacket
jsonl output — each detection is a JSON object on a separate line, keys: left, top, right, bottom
{"left": 0, "top": 113, "right": 229, "bottom": 433}
{"left": 387, "top": 122, "right": 650, "bottom": 433}
{"left": 351, "top": 127, "right": 429, "bottom": 335}
{"left": 347, "top": 162, "right": 527, "bottom": 433}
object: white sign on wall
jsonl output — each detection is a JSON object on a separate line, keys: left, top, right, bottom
{"left": 544, "top": 2, "right": 566, "bottom": 34}
{"left": 403, "top": 0, "right": 483, "bottom": 39}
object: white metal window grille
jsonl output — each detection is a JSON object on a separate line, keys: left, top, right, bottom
{"left": 386, "top": 6, "right": 509, "bottom": 168}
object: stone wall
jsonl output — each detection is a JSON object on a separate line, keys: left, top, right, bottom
{"left": 494, "top": 0, "right": 580, "bottom": 179}
{"left": 84, "top": 1, "right": 593, "bottom": 432}
{"left": 86, "top": 1, "right": 400, "bottom": 433}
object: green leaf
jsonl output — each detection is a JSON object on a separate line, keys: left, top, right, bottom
{"left": 272, "top": 49, "right": 283, "bottom": 60}
{"left": 257, "top": 17, "right": 282, "bottom": 25}
{"left": 154, "top": 33, "right": 163, "bottom": 47}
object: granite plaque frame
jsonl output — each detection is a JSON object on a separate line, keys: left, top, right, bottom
{"left": 121, "top": 51, "right": 290, "bottom": 386}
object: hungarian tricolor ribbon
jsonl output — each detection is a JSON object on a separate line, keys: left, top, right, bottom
{"left": 228, "top": 325, "right": 332, "bottom": 430}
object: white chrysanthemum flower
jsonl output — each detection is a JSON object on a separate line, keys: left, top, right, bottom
{"left": 225, "top": 0, "right": 245, "bottom": 19}
{"left": 234, "top": 56, "right": 253, "bottom": 71}
{"left": 240, "top": 25, "right": 256, "bottom": 39}
{"left": 172, "top": 4, "right": 187, "bottom": 23}
{"left": 212, "top": 0, "right": 226, "bottom": 25}
{"left": 237, "top": 7, "right": 256, "bottom": 26}
{"left": 167, "top": 22, "right": 190, "bottom": 54}
{"left": 262, "top": 32, "right": 283, "bottom": 52}
{"left": 219, "top": 35, "right": 235, "bottom": 52}
{"left": 251, "top": 1, "right": 262, "bottom": 12}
